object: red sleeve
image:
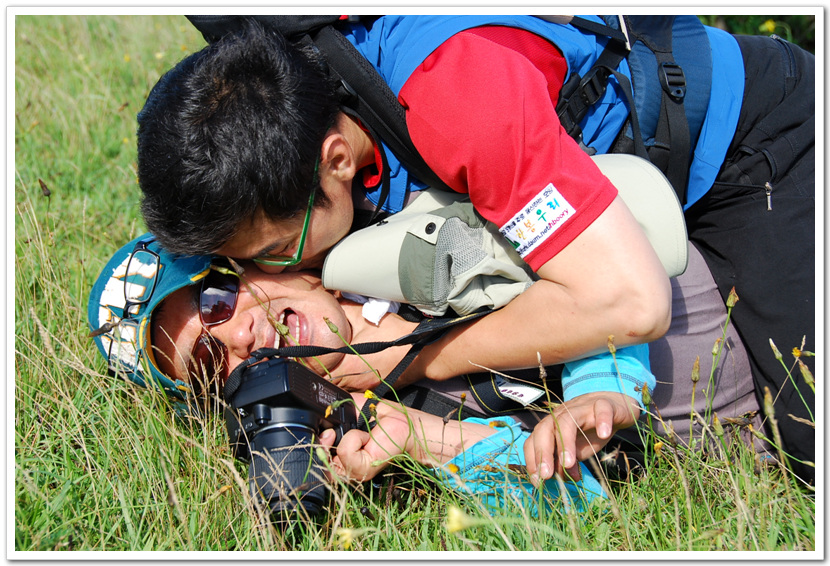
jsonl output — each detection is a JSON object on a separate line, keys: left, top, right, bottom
{"left": 398, "top": 26, "right": 618, "bottom": 271}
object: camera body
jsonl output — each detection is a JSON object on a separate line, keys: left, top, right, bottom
{"left": 224, "top": 357, "right": 358, "bottom": 518}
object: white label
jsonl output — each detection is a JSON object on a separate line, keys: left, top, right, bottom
{"left": 495, "top": 375, "right": 545, "bottom": 407}
{"left": 499, "top": 183, "right": 575, "bottom": 257}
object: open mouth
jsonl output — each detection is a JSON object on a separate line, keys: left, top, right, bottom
{"left": 276, "top": 309, "right": 301, "bottom": 348}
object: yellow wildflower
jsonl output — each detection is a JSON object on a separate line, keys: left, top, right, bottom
{"left": 760, "top": 19, "right": 777, "bottom": 34}
{"left": 325, "top": 316, "right": 339, "bottom": 333}
{"left": 364, "top": 390, "right": 378, "bottom": 400}
{"left": 447, "top": 463, "right": 460, "bottom": 474}
{"left": 446, "top": 505, "right": 476, "bottom": 534}
{"left": 713, "top": 413, "right": 724, "bottom": 438}
{"left": 797, "top": 359, "right": 814, "bottom": 388}
{"left": 123, "top": 54, "right": 131, "bottom": 63}
{"left": 324, "top": 405, "right": 332, "bottom": 419}
{"left": 335, "top": 527, "right": 355, "bottom": 550}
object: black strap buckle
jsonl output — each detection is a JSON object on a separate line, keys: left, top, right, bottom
{"left": 579, "top": 65, "right": 612, "bottom": 107}
{"left": 659, "top": 62, "right": 686, "bottom": 100}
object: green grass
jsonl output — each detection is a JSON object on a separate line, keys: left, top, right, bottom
{"left": 13, "top": 14, "right": 816, "bottom": 553}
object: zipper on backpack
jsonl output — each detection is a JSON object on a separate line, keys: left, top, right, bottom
{"left": 764, "top": 182, "right": 773, "bottom": 211}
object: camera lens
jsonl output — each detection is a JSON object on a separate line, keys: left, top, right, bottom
{"left": 247, "top": 415, "right": 328, "bottom": 518}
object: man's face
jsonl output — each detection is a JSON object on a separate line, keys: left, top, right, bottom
{"left": 214, "top": 182, "right": 355, "bottom": 274}
{"left": 153, "top": 267, "right": 352, "bottom": 390}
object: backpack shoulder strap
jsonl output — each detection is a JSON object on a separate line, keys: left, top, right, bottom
{"left": 555, "top": 15, "right": 701, "bottom": 206}
{"left": 309, "top": 25, "right": 454, "bottom": 196}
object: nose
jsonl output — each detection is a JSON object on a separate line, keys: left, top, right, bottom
{"left": 210, "top": 308, "right": 257, "bottom": 364}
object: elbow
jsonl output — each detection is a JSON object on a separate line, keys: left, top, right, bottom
{"left": 632, "top": 296, "right": 671, "bottom": 342}
{"left": 601, "top": 275, "right": 671, "bottom": 345}
{"left": 624, "top": 280, "right": 672, "bottom": 343}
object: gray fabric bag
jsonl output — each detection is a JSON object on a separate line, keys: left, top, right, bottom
{"left": 322, "top": 154, "right": 687, "bottom": 316}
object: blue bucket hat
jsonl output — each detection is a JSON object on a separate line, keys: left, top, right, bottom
{"left": 87, "top": 233, "right": 215, "bottom": 398}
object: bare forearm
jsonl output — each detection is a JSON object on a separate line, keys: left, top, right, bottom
{"left": 354, "top": 393, "right": 494, "bottom": 466}
{"left": 398, "top": 196, "right": 672, "bottom": 386}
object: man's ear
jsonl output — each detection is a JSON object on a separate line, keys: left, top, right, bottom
{"left": 320, "top": 130, "right": 358, "bottom": 183}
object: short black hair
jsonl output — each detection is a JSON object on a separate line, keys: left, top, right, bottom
{"left": 137, "top": 19, "right": 340, "bottom": 255}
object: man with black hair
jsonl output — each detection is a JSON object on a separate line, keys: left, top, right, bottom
{"left": 136, "top": 16, "right": 815, "bottom": 484}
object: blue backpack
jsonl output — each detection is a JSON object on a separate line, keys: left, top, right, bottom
{"left": 186, "top": 15, "right": 711, "bottom": 207}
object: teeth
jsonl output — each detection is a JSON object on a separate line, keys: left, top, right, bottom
{"left": 275, "top": 311, "right": 287, "bottom": 348}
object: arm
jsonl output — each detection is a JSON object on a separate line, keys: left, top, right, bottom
{"left": 395, "top": 28, "right": 671, "bottom": 388}
{"left": 321, "top": 407, "right": 607, "bottom": 515}
{"left": 319, "top": 392, "right": 496, "bottom": 481}
{"left": 398, "top": 196, "right": 671, "bottom": 386}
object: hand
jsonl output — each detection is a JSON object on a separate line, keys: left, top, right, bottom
{"left": 319, "top": 406, "right": 417, "bottom": 482}
{"left": 318, "top": 394, "right": 494, "bottom": 482}
{"left": 523, "top": 391, "right": 641, "bottom": 485}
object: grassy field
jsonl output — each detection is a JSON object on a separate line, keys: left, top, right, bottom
{"left": 13, "top": 14, "right": 816, "bottom": 554}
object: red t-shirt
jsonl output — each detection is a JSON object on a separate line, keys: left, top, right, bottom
{"left": 396, "top": 26, "right": 618, "bottom": 271}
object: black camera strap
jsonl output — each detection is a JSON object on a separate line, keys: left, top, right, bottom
{"left": 223, "top": 309, "right": 494, "bottom": 428}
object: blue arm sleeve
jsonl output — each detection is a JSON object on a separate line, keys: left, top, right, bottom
{"left": 561, "top": 344, "right": 656, "bottom": 410}
{"left": 429, "top": 417, "right": 606, "bottom": 516}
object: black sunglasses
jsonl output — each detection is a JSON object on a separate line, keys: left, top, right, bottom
{"left": 186, "top": 265, "right": 240, "bottom": 396}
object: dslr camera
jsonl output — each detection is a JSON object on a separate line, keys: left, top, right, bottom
{"left": 224, "top": 357, "right": 358, "bottom": 518}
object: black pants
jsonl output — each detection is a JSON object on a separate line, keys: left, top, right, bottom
{"left": 685, "top": 34, "right": 815, "bottom": 484}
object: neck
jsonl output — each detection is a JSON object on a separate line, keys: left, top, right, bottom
{"left": 329, "top": 299, "right": 419, "bottom": 391}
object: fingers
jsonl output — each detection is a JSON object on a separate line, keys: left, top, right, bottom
{"left": 524, "top": 393, "right": 639, "bottom": 486}
{"left": 592, "top": 397, "right": 615, "bottom": 440}
{"left": 524, "top": 417, "right": 553, "bottom": 484}
{"left": 524, "top": 413, "right": 578, "bottom": 486}
{"left": 334, "top": 429, "right": 384, "bottom": 482}
{"left": 555, "top": 413, "right": 579, "bottom": 475}
{"left": 318, "top": 428, "right": 337, "bottom": 448}
{"left": 331, "top": 418, "right": 414, "bottom": 482}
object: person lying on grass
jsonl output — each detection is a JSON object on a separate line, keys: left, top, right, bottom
{"left": 89, "top": 234, "right": 658, "bottom": 513}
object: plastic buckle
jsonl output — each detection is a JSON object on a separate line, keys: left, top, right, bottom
{"left": 579, "top": 66, "right": 611, "bottom": 107}
{"left": 659, "top": 62, "right": 686, "bottom": 100}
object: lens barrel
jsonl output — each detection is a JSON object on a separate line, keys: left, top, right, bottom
{"left": 246, "top": 408, "right": 328, "bottom": 517}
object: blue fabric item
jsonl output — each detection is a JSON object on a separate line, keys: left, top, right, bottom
{"left": 562, "top": 344, "right": 656, "bottom": 411}
{"left": 624, "top": 16, "right": 712, "bottom": 154}
{"left": 430, "top": 416, "right": 607, "bottom": 516}
{"left": 684, "top": 26, "right": 745, "bottom": 209}
{"left": 342, "top": 15, "right": 744, "bottom": 212}
{"left": 343, "top": 15, "right": 631, "bottom": 212}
